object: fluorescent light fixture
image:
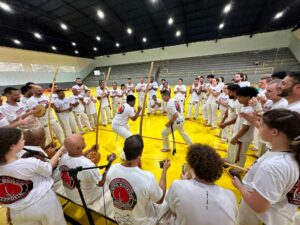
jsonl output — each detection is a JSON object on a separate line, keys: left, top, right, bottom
{"left": 13, "top": 39, "right": 21, "bottom": 45}
{"left": 116, "top": 42, "right": 120, "bottom": 47}
{"left": 0, "top": 1, "right": 11, "bottom": 12}
{"left": 176, "top": 30, "right": 181, "bottom": 37}
{"left": 97, "top": 10, "right": 104, "bottom": 19}
{"left": 127, "top": 28, "right": 132, "bottom": 34}
{"left": 96, "top": 36, "right": 101, "bottom": 41}
{"left": 274, "top": 11, "right": 284, "bottom": 19}
{"left": 168, "top": 17, "right": 174, "bottom": 25}
{"left": 75, "top": 50, "right": 79, "bottom": 54}
{"left": 219, "top": 23, "right": 224, "bottom": 29}
{"left": 71, "top": 42, "right": 76, "bottom": 46}
{"left": 33, "top": 32, "right": 42, "bottom": 39}
{"left": 51, "top": 46, "right": 57, "bottom": 50}
{"left": 223, "top": 3, "right": 231, "bottom": 13}
{"left": 60, "top": 23, "right": 68, "bottom": 30}
{"left": 142, "top": 37, "right": 147, "bottom": 43}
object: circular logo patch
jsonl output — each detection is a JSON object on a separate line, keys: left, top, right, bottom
{"left": 59, "top": 165, "right": 75, "bottom": 190}
{"left": 117, "top": 105, "right": 125, "bottom": 114}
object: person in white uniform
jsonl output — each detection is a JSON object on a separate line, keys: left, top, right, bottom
{"left": 174, "top": 78, "right": 186, "bottom": 113}
{"left": 166, "top": 144, "right": 239, "bottom": 225}
{"left": 136, "top": 78, "right": 147, "bottom": 111}
{"left": 159, "top": 79, "right": 171, "bottom": 115}
{"left": 96, "top": 80, "right": 111, "bottom": 126}
{"left": 53, "top": 89, "right": 78, "bottom": 137}
{"left": 147, "top": 76, "right": 158, "bottom": 115}
{"left": 20, "top": 85, "right": 33, "bottom": 108}
{"left": 161, "top": 90, "right": 193, "bottom": 152}
{"left": 70, "top": 88, "right": 93, "bottom": 133}
{"left": 149, "top": 95, "right": 162, "bottom": 114}
{"left": 186, "top": 77, "right": 201, "bottom": 120}
{"left": 121, "top": 84, "right": 127, "bottom": 104}
{"left": 106, "top": 135, "right": 171, "bottom": 225}
{"left": 216, "top": 84, "right": 229, "bottom": 142}
{"left": 72, "top": 77, "right": 88, "bottom": 96}
{"left": 201, "top": 74, "right": 214, "bottom": 123}
{"left": 206, "top": 78, "right": 221, "bottom": 129}
{"left": 112, "top": 95, "right": 142, "bottom": 139}
{"left": 125, "top": 78, "right": 135, "bottom": 96}
{"left": 232, "top": 109, "right": 300, "bottom": 225}
{"left": 27, "top": 85, "right": 65, "bottom": 145}
{"left": 198, "top": 76, "right": 206, "bottom": 109}
{"left": 0, "top": 127, "right": 66, "bottom": 225}
{"left": 84, "top": 89, "right": 98, "bottom": 128}
{"left": 110, "top": 82, "right": 123, "bottom": 118}
{"left": 234, "top": 73, "right": 250, "bottom": 87}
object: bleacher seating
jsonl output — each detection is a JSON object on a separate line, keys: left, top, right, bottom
{"left": 84, "top": 48, "right": 300, "bottom": 87}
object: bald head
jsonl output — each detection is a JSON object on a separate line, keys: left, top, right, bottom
{"left": 64, "top": 134, "right": 86, "bottom": 156}
{"left": 24, "top": 128, "right": 46, "bottom": 147}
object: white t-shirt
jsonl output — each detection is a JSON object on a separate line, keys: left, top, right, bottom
{"left": 58, "top": 154, "right": 102, "bottom": 205}
{"left": 174, "top": 85, "right": 186, "bottom": 101}
{"left": 126, "top": 83, "right": 135, "bottom": 96}
{"left": 160, "top": 84, "right": 170, "bottom": 92}
{"left": 84, "top": 96, "right": 97, "bottom": 115}
{"left": 272, "top": 98, "right": 288, "bottom": 109}
{"left": 72, "top": 84, "right": 88, "bottom": 96}
{"left": 167, "top": 99, "right": 184, "bottom": 123}
{"left": 96, "top": 87, "right": 109, "bottom": 108}
{"left": 217, "top": 82, "right": 225, "bottom": 90}
{"left": 27, "top": 95, "right": 53, "bottom": 120}
{"left": 239, "top": 81, "right": 251, "bottom": 87}
{"left": 112, "top": 103, "right": 135, "bottom": 126}
{"left": 54, "top": 98, "right": 71, "bottom": 119}
{"left": 1, "top": 102, "right": 27, "bottom": 122}
{"left": 148, "top": 82, "right": 158, "bottom": 98}
{"left": 150, "top": 98, "right": 162, "bottom": 108}
{"left": 110, "top": 89, "right": 123, "bottom": 104}
{"left": 241, "top": 151, "right": 299, "bottom": 225}
{"left": 190, "top": 84, "right": 201, "bottom": 102}
{"left": 207, "top": 85, "right": 221, "bottom": 104}
{"left": 0, "top": 108, "right": 10, "bottom": 127}
{"left": 0, "top": 158, "right": 53, "bottom": 210}
{"left": 136, "top": 83, "right": 147, "bottom": 98}
{"left": 166, "top": 179, "right": 239, "bottom": 225}
{"left": 287, "top": 100, "right": 300, "bottom": 113}
{"left": 233, "top": 105, "right": 255, "bottom": 142}
{"left": 20, "top": 96, "right": 29, "bottom": 107}
{"left": 51, "top": 93, "right": 58, "bottom": 102}
{"left": 227, "top": 99, "right": 241, "bottom": 121}
{"left": 106, "top": 164, "right": 163, "bottom": 225}
{"left": 217, "top": 92, "right": 229, "bottom": 111}
{"left": 69, "top": 95, "right": 85, "bottom": 113}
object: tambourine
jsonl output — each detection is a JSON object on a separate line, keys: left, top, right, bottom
{"left": 86, "top": 151, "right": 101, "bottom": 165}
{"left": 34, "top": 105, "right": 47, "bottom": 118}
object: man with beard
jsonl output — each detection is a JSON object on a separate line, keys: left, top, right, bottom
{"left": 233, "top": 73, "right": 250, "bottom": 87}
{"left": 278, "top": 71, "right": 300, "bottom": 113}
{"left": 72, "top": 77, "right": 88, "bottom": 96}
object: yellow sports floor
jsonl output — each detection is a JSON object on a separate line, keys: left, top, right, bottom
{"left": 0, "top": 86, "right": 257, "bottom": 225}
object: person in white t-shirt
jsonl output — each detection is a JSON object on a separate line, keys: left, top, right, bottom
{"left": 20, "top": 85, "right": 33, "bottom": 108}
{"left": 121, "top": 84, "right": 127, "bottom": 104}
{"left": 232, "top": 109, "right": 300, "bottom": 225}
{"left": 96, "top": 80, "right": 111, "bottom": 126}
{"left": 228, "top": 87, "right": 258, "bottom": 167}
{"left": 70, "top": 88, "right": 93, "bottom": 133}
{"left": 112, "top": 95, "right": 142, "bottom": 139}
{"left": 278, "top": 71, "right": 300, "bottom": 113}
{"left": 201, "top": 74, "right": 214, "bottom": 123}
{"left": 126, "top": 78, "right": 135, "bottom": 96}
{"left": 27, "top": 85, "right": 65, "bottom": 145}
{"left": 216, "top": 76, "right": 225, "bottom": 90}
{"left": 147, "top": 76, "right": 158, "bottom": 115}
{"left": 174, "top": 78, "right": 186, "bottom": 113}
{"left": 159, "top": 80, "right": 171, "bottom": 115}
{"left": 106, "top": 135, "right": 171, "bottom": 225}
{"left": 186, "top": 77, "right": 201, "bottom": 120}
{"left": 197, "top": 76, "right": 206, "bottom": 108}
{"left": 206, "top": 78, "right": 221, "bottom": 129}
{"left": 234, "top": 73, "right": 251, "bottom": 87}
{"left": 54, "top": 89, "right": 78, "bottom": 137}
{"left": 110, "top": 82, "right": 123, "bottom": 118}
{"left": 161, "top": 90, "right": 192, "bottom": 152}
{"left": 0, "top": 127, "right": 66, "bottom": 225}
{"left": 149, "top": 95, "right": 162, "bottom": 114}
{"left": 48, "top": 83, "right": 59, "bottom": 102}
{"left": 72, "top": 78, "right": 89, "bottom": 96}
{"left": 136, "top": 78, "right": 147, "bottom": 109}
{"left": 216, "top": 84, "right": 229, "bottom": 142}
{"left": 166, "top": 144, "right": 239, "bottom": 225}
{"left": 84, "top": 90, "right": 97, "bottom": 128}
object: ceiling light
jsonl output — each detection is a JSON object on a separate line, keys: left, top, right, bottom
{"left": 219, "top": 23, "right": 224, "bottom": 29}
{"left": 71, "top": 42, "right": 76, "bottom": 46}
{"left": 60, "top": 23, "right": 68, "bottom": 30}
{"left": 97, "top": 10, "right": 104, "bottom": 19}
{"left": 142, "top": 37, "right": 147, "bottom": 43}
{"left": 127, "top": 28, "right": 132, "bottom": 35}
{"left": 223, "top": 3, "right": 232, "bottom": 14}
{"left": 93, "top": 47, "right": 97, "bottom": 51}
{"left": 13, "top": 39, "right": 21, "bottom": 45}
{"left": 33, "top": 32, "right": 42, "bottom": 39}
{"left": 274, "top": 11, "right": 284, "bottom": 19}
{"left": 151, "top": 0, "right": 157, "bottom": 3}
{"left": 116, "top": 42, "right": 120, "bottom": 47}
{"left": 96, "top": 36, "right": 101, "bottom": 41}
{"left": 168, "top": 17, "right": 174, "bottom": 25}
{"left": 75, "top": 50, "right": 79, "bottom": 54}
{"left": 176, "top": 30, "right": 181, "bottom": 37}
{"left": 51, "top": 46, "right": 57, "bottom": 51}
{"left": 0, "top": 1, "right": 12, "bottom": 12}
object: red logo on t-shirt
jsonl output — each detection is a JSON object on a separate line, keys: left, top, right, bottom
{"left": 109, "top": 178, "right": 137, "bottom": 211}
{"left": 0, "top": 176, "right": 33, "bottom": 204}
{"left": 59, "top": 165, "right": 75, "bottom": 190}
{"left": 175, "top": 101, "right": 181, "bottom": 113}
{"left": 287, "top": 177, "right": 300, "bottom": 206}
{"left": 117, "top": 105, "right": 125, "bottom": 114}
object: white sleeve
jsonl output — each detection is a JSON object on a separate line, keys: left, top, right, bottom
{"left": 27, "top": 99, "right": 37, "bottom": 110}
{"left": 148, "top": 174, "right": 163, "bottom": 203}
{"left": 69, "top": 97, "right": 75, "bottom": 104}
{"left": 242, "top": 108, "right": 254, "bottom": 126}
{"left": 96, "top": 88, "right": 101, "bottom": 97}
{"left": 32, "top": 158, "right": 53, "bottom": 177}
{"left": 1, "top": 107, "right": 16, "bottom": 121}
{"left": 165, "top": 181, "right": 177, "bottom": 212}
{"left": 167, "top": 102, "right": 177, "bottom": 117}
{"left": 127, "top": 107, "right": 135, "bottom": 118}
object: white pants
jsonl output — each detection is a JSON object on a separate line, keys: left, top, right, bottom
{"left": 87, "top": 113, "right": 97, "bottom": 128}
{"left": 74, "top": 112, "right": 93, "bottom": 132}
{"left": 38, "top": 118, "right": 65, "bottom": 146}
{"left": 162, "top": 101, "right": 167, "bottom": 113}
{"left": 138, "top": 95, "right": 145, "bottom": 107}
{"left": 161, "top": 122, "right": 192, "bottom": 149}
{"left": 101, "top": 106, "right": 111, "bottom": 125}
{"left": 112, "top": 124, "right": 132, "bottom": 139}
{"left": 207, "top": 102, "right": 218, "bottom": 127}
{"left": 202, "top": 103, "right": 207, "bottom": 120}
{"left": 186, "top": 100, "right": 200, "bottom": 119}
{"left": 58, "top": 113, "right": 78, "bottom": 137}
{"left": 10, "top": 190, "right": 66, "bottom": 225}
{"left": 227, "top": 140, "right": 250, "bottom": 167}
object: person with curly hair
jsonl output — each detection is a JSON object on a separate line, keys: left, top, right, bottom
{"left": 165, "top": 144, "right": 238, "bottom": 225}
